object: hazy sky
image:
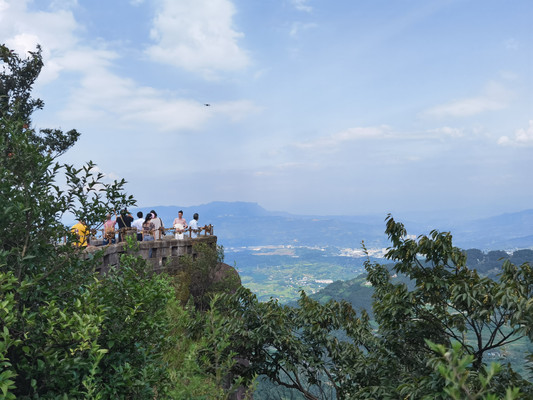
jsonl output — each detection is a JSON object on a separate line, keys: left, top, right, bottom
{"left": 1, "top": 0, "right": 532, "bottom": 218}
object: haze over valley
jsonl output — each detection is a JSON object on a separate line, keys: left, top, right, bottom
{"left": 135, "top": 201, "right": 533, "bottom": 302}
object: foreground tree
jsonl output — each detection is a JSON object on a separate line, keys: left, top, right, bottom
{"left": 175, "top": 242, "right": 240, "bottom": 310}
{"left": 213, "top": 288, "right": 377, "bottom": 399}
{"left": 208, "top": 217, "right": 533, "bottom": 399}
{"left": 1, "top": 44, "right": 176, "bottom": 398}
{"left": 1, "top": 45, "right": 79, "bottom": 158}
{"left": 359, "top": 216, "right": 532, "bottom": 397}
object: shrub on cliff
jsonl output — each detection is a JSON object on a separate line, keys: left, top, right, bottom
{"left": 177, "top": 242, "right": 241, "bottom": 311}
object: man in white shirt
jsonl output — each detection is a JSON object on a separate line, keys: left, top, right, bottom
{"left": 131, "top": 211, "right": 144, "bottom": 241}
{"left": 189, "top": 213, "right": 202, "bottom": 238}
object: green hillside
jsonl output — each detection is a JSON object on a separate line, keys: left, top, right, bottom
{"left": 310, "top": 248, "right": 533, "bottom": 311}
{"left": 309, "top": 271, "right": 414, "bottom": 316}
{"left": 305, "top": 249, "right": 533, "bottom": 382}
{"left": 227, "top": 246, "right": 378, "bottom": 302}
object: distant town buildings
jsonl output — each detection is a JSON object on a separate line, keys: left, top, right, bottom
{"left": 338, "top": 247, "right": 388, "bottom": 258}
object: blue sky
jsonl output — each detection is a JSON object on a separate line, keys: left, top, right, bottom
{"left": 1, "top": 0, "right": 532, "bottom": 219}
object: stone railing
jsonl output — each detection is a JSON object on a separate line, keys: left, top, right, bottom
{"left": 94, "top": 224, "right": 215, "bottom": 242}
{"left": 87, "top": 235, "right": 218, "bottom": 275}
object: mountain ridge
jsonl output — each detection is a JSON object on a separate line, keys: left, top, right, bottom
{"left": 132, "top": 202, "right": 533, "bottom": 251}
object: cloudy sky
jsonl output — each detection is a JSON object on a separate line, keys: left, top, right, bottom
{"left": 1, "top": 0, "right": 532, "bottom": 219}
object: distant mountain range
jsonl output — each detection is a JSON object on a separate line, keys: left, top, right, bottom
{"left": 447, "top": 210, "right": 533, "bottom": 250}
{"left": 132, "top": 202, "right": 533, "bottom": 251}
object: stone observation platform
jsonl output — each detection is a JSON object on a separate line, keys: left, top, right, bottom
{"left": 87, "top": 234, "right": 218, "bottom": 274}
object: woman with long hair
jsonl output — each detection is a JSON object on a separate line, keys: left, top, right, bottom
{"left": 142, "top": 213, "right": 155, "bottom": 242}
{"left": 142, "top": 214, "right": 155, "bottom": 258}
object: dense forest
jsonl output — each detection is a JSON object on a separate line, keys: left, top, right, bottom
{"left": 2, "top": 45, "right": 532, "bottom": 399}
{"left": 312, "top": 248, "right": 533, "bottom": 312}
{"left": 464, "top": 249, "right": 533, "bottom": 278}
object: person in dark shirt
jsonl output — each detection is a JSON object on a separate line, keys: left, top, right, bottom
{"left": 117, "top": 209, "right": 134, "bottom": 242}
{"left": 131, "top": 211, "right": 144, "bottom": 241}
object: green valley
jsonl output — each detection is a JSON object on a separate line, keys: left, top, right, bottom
{"left": 225, "top": 245, "right": 384, "bottom": 302}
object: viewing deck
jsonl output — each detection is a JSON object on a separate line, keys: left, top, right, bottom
{"left": 87, "top": 234, "right": 218, "bottom": 274}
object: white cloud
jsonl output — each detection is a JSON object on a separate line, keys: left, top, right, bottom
{"left": 211, "top": 100, "right": 262, "bottom": 122}
{"left": 254, "top": 161, "right": 318, "bottom": 177}
{"left": 426, "top": 98, "right": 504, "bottom": 118}
{"left": 59, "top": 74, "right": 209, "bottom": 131}
{"left": 57, "top": 64, "right": 255, "bottom": 132}
{"left": 498, "top": 120, "right": 533, "bottom": 147}
{"left": 291, "top": 124, "right": 473, "bottom": 160}
{"left": 291, "top": 0, "right": 312, "bottom": 13}
{"left": 294, "top": 126, "right": 390, "bottom": 151}
{"left": 0, "top": 0, "right": 257, "bottom": 133}
{"left": 49, "top": 0, "right": 78, "bottom": 9}
{"left": 289, "top": 22, "right": 317, "bottom": 38}
{"left": 4, "top": 33, "right": 41, "bottom": 55}
{"left": 253, "top": 68, "right": 270, "bottom": 80}
{"left": 146, "top": 0, "right": 249, "bottom": 76}
{"left": 504, "top": 38, "right": 519, "bottom": 50}
{"left": 0, "top": 1, "right": 80, "bottom": 84}
{"left": 89, "top": 165, "right": 122, "bottom": 186}
{"left": 52, "top": 44, "right": 260, "bottom": 131}
{"left": 499, "top": 71, "right": 518, "bottom": 81}
{"left": 424, "top": 81, "right": 512, "bottom": 118}
{"left": 428, "top": 126, "right": 464, "bottom": 138}
{"left": 1, "top": 8, "right": 79, "bottom": 55}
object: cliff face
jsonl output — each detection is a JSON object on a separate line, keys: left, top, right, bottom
{"left": 215, "top": 261, "right": 242, "bottom": 288}
{"left": 86, "top": 235, "right": 242, "bottom": 309}
{"left": 87, "top": 235, "right": 219, "bottom": 273}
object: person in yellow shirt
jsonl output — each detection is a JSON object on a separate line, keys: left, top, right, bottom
{"left": 71, "top": 220, "right": 89, "bottom": 247}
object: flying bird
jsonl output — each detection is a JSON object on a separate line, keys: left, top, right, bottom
{"left": 204, "top": 103, "right": 211, "bottom": 106}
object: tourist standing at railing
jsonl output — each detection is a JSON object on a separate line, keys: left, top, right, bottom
{"left": 142, "top": 214, "right": 155, "bottom": 242}
{"left": 117, "top": 209, "right": 133, "bottom": 242}
{"left": 142, "top": 213, "right": 155, "bottom": 258}
{"left": 150, "top": 209, "right": 164, "bottom": 240}
{"left": 173, "top": 210, "right": 188, "bottom": 240}
{"left": 189, "top": 213, "right": 202, "bottom": 238}
{"left": 131, "top": 211, "right": 144, "bottom": 241}
{"left": 103, "top": 213, "right": 116, "bottom": 245}
{"left": 71, "top": 220, "right": 89, "bottom": 247}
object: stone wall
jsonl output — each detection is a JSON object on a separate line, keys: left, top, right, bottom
{"left": 89, "top": 236, "right": 218, "bottom": 274}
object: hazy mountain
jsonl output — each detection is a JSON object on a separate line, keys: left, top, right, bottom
{"left": 133, "top": 202, "right": 533, "bottom": 251}
{"left": 134, "top": 202, "right": 389, "bottom": 249}
{"left": 449, "top": 209, "right": 533, "bottom": 249}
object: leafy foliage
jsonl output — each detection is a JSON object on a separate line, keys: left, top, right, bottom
{"left": 0, "top": 271, "right": 18, "bottom": 399}
{"left": 165, "top": 295, "right": 253, "bottom": 399}
{"left": 463, "top": 248, "right": 533, "bottom": 279}
{"left": 212, "top": 287, "right": 379, "bottom": 400}
{"left": 178, "top": 242, "right": 240, "bottom": 311}
{"left": 427, "top": 341, "right": 521, "bottom": 400}
{"left": 210, "top": 217, "right": 533, "bottom": 399}
{"left": 0, "top": 44, "right": 43, "bottom": 122}
{"left": 368, "top": 216, "right": 530, "bottom": 371}
{"left": 1, "top": 44, "right": 79, "bottom": 158}
{"left": 0, "top": 44, "right": 174, "bottom": 398}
